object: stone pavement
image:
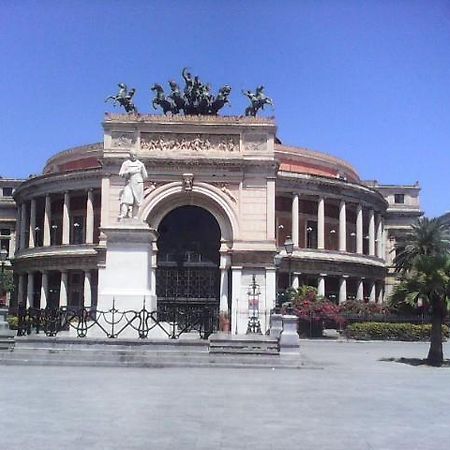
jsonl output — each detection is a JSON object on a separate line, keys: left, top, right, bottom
{"left": 1, "top": 340, "right": 449, "bottom": 450}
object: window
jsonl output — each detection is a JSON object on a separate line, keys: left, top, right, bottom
{"left": 0, "top": 229, "right": 10, "bottom": 256}
{"left": 0, "top": 239, "right": 9, "bottom": 255}
{"left": 394, "top": 194, "right": 405, "bottom": 204}
{"left": 2, "top": 187, "right": 13, "bottom": 196}
{"left": 306, "top": 220, "right": 318, "bottom": 249}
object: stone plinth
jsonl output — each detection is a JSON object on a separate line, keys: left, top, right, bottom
{"left": 269, "top": 313, "right": 283, "bottom": 339}
{"left": 97, "top": 219, "right": 158, "bottom": 312}
{"left": 0, "top": 308, "right": 14, "bottom": 350}
{"left": 279, "top": 315, "right": 300, "bottom": 354}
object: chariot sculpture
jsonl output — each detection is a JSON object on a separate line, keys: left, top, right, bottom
{"left": 150, "top": 67, "right": 232, "bottom": 116}
{"left": 105, "top": 83, "right": 138, "bottom": 114}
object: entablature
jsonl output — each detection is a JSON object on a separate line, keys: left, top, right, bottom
{"left": 14, "top": 169, "right": 103, "bottom": 202}
{"left": 276, "top": 172, "right": 387, "bottom": 212}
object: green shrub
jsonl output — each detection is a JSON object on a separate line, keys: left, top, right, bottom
{"left": 344, "top": 322, "right": 449, "bottom": 341}
{"left": 7, "top": 315, "right": 18, "bottom": 330}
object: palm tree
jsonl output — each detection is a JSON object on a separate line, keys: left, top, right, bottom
{"left": 393, "top": 217, "right": 450, "bottom": 366}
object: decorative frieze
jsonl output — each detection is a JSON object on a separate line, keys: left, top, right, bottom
{"left": 140, "top": 133, "right": 239, "bottom": 153}
{"left": 243, "top": 133, "right": 267, "bottom": 152}
{"left": 111, "top": 131, "right": 137, "bottom": 148}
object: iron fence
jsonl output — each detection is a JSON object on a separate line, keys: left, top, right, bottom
{"left": 14, "top": 301, "right": 218, "bottom": 340}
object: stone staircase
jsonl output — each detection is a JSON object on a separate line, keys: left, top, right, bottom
{"left": 0, "top": 333, "right": 308, "bottom": 369}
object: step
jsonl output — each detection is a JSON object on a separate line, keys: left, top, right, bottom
{"left": 0, "top": 345, "right": 311, "bottom": 369}
{"left": 209, "top": 333, "right": 279, "bottom": 355}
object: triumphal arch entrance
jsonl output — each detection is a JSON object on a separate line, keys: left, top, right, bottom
{"left": 156, "top": 205, "right": 221, "bottom": 313}
{"left": 97, "top": 112, "right": 277, "bottom": 335}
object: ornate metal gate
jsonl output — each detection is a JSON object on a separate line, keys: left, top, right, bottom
{"left": 156, "top": 206, "right": 221, "bottom": 333}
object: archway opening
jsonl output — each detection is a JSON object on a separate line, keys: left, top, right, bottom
{"left": 156, "top": 206, "right": 221, "bottom": 310}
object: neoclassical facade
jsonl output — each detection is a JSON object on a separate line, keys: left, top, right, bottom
{"left": 9, "top": 115, "right": 421, "bottom": 334}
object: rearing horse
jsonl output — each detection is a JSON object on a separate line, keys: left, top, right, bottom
{"left": 151, "top": 84, "right": 175, "bottom": 115}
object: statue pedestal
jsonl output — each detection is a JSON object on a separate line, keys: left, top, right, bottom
{"left": 97, "top": 219, "right": 158, "bottom": 313}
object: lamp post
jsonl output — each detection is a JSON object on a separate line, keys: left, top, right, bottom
{"left": 0, "top": 248, "right": 8, "bottom": 307}
{"left": 273, "top": 253, "right": 283, "bottom": 309}
{"left": 284, "top": 236, "right": 294, "bottom": 288}
{"left": 51, "top": 224, "right": 58, "bottom": 245}
{"left": 246, "top": 274, "right": 262, "bottom": 334}
{"left": 73, "top": 222, "right": 80, "bottom": 244}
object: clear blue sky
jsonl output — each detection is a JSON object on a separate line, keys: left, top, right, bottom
{"left": 1, "top": 1, "right": 449, "bottom": 217}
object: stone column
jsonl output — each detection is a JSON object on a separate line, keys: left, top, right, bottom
{"left": 18, "top": 273, "right": 26, "bottom": 305}
{"left": 356, "top": 204, "right": 363, "bottom": 254}
{"left": 357, "top": 278, "right": 364, "bottom": 301}
{"left": 40, "top": 271, "right": 48, "bottom": 309}
{"left": 291, "top": 193, "right": 299, "bottom": 248}
{"left": 292, "top": 272, "right": 300, "bottom": 290}
{"left": 368, "top": 209, "right": 375, "bottom": 256}
{"left": 86, "top": 189, "right": 95, "bottom": 244}
{"left": 219, "top": 249, "right": 231, "bottom": 314}
{"left": 339, "top": 276, "right": 348, "bottom": 304}
{"left": 317, "top": 197, "right": 325, "bottom": 250}
{"left": 84, "top": 270, "right": 92, "bottom": 308}
{"left": 9, "top": 230, "right": 16, "bottom": 258}
{"left": 62, "top": 191, "right": 70, "bottom": 245}
{"left": 59, "top": 270, "right": 68, "bottom": 307}
{"left": 219, "top": 268, "right": 229, "bottom": 313}
{"left": 43, "top": 194, "right": 51, "bottom": 247}
{"left": 26, "top": 272, "right": 34, "bottom": 308}
{"left": 318, "top": 274, "right": 326, "bottom": 297}
{"left": 28, "top": 198, "right": 36, "bottom": 248}
{"left": 231, "top": 266, "right": 242, "bottom": 334}
{"left": 376, "top": 214, "right": 383, "bottom": 258}
{"left": 339, "top": 200, "right": 346, "bottom": 252}
{"left": 369, "top": 280, "right": 376, "bottom": 303}
{"left": 19, "top": 203, "right": 27, "bottom": 250}
{"left": 14, "top": 206, "right": 20, "bottom": 253}
{"left": 265, "top": 268, "right": 276, "bottom": 313}
{"left": 149, "top": 241, "right": 158, "bottom": 307}
{"left": 377, "top": 282, "right": 384, "bottom": 304}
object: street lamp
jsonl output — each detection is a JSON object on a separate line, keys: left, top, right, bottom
{"left": 273, "top": 253, "right": 283, "bottom": 308}
{"left": 0, "top": 248, "right": 8, "bottom": 306}
{"left": 284, "top": 236, "right": 294, "bottom": 287}
{"left": 246, "top": 274, "right": 262, "bottom": 334}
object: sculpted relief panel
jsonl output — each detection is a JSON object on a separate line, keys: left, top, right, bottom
{"left": 111, "top": 131, "right": 137, "bottom": 148}
{"left": 243, "top": 133, "right": 267, "bottom": 152}
{"left": 140, "top": 133, "right": 240, "bottom": 153}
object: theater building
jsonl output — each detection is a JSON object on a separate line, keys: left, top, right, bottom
{"left": 9, "top": 114, "right": 421, "bottom": 334}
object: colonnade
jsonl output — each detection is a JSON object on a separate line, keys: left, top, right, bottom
{"left": 16, "top": 189, "right": 97, "bottom": 251}
{"left": 17, "top": 269, "right": 95, "bottom": 308}
{"left": 284, "top": 193, "right": 386, "bottom": 303}
{"left": 291, "top": 273, "right": 384, "bottom": 304}
{"left": 289, "top": 193, "right": 385, "bottom": 258}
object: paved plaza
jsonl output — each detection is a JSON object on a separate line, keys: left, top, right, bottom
{"left": 1, "top": 340, "right": 450, "bottom": 450}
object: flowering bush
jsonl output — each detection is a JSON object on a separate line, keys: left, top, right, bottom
{"left": 281, "top": 286, "right": 343, "bottom": 337}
